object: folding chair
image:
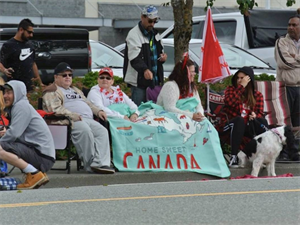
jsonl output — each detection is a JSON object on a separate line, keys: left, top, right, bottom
{"left": 255, "top": 81, "right": 300, "bottom": 158}
{"left": 205, "top": 88, "right": 232, "bottom": 161}
{"left": 38, "top": 98, "right": 82, "bottom": 174}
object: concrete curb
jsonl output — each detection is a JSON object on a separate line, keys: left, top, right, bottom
{"left": 7, "top": 161, "right": 300, "bottom": 189}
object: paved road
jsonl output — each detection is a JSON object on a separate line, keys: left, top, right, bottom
{"left": 1, "top": 177, "right": 300, "bottom": 225}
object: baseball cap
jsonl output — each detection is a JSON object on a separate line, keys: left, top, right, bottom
{"left": 142, "top": 5, "right": 160, "bottom": 19}
{"left": 54, "top": 62, "right": 73, "bottom": 75}
{"left": 99, "top": 67, "right": 113, "bottom": 77}
{"left": 0, "top": 84, "right": 13, "bottom": 92}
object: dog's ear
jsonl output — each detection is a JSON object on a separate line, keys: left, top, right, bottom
{"left": 257, "top": 137, "right": 262, "bottom": 143}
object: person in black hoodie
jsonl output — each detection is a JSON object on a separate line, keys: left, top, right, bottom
{"left": 216, "top": 67, "right": 269, "bottom": 167}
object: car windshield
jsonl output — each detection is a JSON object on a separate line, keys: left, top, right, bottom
{"left": 189, "top": 43, "right": 271, "bottom": 69}
{"left": 90, "top": 42, "right": 123, "bottom": 68}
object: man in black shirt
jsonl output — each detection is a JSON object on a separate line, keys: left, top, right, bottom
{"left": 0, "top": 18, "right": 43, "bottom": 91}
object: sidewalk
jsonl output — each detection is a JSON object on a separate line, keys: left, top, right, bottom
{"left": 7, "top": 161, "right": 300, "bottom": 189}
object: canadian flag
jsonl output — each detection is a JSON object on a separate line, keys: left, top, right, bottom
{"left": 198, "top": 7, "right": 231, "bottom": 84}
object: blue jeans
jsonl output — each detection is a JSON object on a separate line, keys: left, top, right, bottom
{"left": 130, "top": 86, "right": 146, "bottom": 106}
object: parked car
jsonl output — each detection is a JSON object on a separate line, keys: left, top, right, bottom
{"left": 162, "top": 39, "right": 277, "bottom": 77}
{"left": 115, "top": 38, "right": 276, "bottom": 77}
{"left": 0, "top": 28, "right": 91, "bottom": 84}
{"left": 90, "top": 40, "right": 123, "bottom": 77}
{"left": 161, "top": 9, "right": 295, "bottom": 68}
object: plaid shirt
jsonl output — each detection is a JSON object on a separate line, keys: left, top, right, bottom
{"left": 216, "top": 84, "right": 264, "bottom": 131}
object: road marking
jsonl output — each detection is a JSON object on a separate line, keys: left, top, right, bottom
{"left": 1, "top": 189, "right": 300, "bottom": 208}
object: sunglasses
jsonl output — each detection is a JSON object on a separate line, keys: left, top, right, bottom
{"left": 59, "top": 73, "right": 73, "bottom": 78}
{"left": 99, "top": 76, "right": 112, "bottom": 80}
{"left": 24, "top": 28, "right": 34, "bottom": 34}
{"left": 148, "top": 18, "right": 158, "bottom": 24}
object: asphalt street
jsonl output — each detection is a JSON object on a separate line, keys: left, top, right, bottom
{"left": 1, "top": 177, "right": 300, "bottom": 225}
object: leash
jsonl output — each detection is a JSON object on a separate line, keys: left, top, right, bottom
{"left": 252, "top": 118, "right": 283, "bottom": 143}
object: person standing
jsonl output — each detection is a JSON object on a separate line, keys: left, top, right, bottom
{"left": 0, "top": 81, "right": 55, "bottom": 189}
{"left": 274, "top": 14, "right": 300, "bottom": 161}
{"left": 123, "top": 5, "right": 167, "bottom": 106}
{"left": 0, "top": 18, "right": 43, "bottom": 91}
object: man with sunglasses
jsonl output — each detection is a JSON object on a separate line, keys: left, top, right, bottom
{"left": 0, "top": 18, "right": 44, "bottom": 92}
{"left": 123, "top": 5, "right": 167, "bottom": 106}
{"left": 42, "top": 62, "right": 115, "bottom": 174}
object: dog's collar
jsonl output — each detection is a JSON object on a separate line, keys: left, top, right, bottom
{"left": 271, "top": 128, "right": 283, "bottom": 142}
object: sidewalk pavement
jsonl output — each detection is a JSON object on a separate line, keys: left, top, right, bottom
{"left": 7, "top": 161, "right": 300, "bottom": 189}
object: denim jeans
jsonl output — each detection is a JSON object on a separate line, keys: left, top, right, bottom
{"left": 130, "top": 86, "right": 146, "bottom": 106}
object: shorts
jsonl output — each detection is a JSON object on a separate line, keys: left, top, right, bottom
{"left": 0, "top": 141, "right": 55, "bottom": 172}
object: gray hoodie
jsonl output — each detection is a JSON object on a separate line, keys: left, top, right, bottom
{"left": 0, "top": 80, "right": 55, "bottom": 160}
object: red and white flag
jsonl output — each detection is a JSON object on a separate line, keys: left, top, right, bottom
{"left": 198, "top": 7, "right": 231, "bottom": 84}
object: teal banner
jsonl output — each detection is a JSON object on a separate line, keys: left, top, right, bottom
{"left": 109, "top": 102, "right": 230, "bottom": 178}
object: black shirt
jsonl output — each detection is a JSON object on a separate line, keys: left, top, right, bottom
{"left": 0, "top": 38, "right": 35, "bottom": 91}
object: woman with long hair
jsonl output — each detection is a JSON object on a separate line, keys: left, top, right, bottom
{"left": 216, "top": 66, "right": 268, "bottom": 167}
{"left": 156, "top": 55, "right": 204, "bottom": 121}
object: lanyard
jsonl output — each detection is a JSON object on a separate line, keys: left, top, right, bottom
{"left": 149, "top": 36, "right": 154, "bottom": 51}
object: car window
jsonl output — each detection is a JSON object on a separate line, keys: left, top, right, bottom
{"left": 163, "top": 21, "right": 236, "bottom": 45}
{"left": 90, "top": 42, "right": 123, "bottom": 69}
{"left": 198, "top": 20, "right": 237, "bottom": 45}
{"left": 164, "top": 21, "right": 201, "bottom": 39}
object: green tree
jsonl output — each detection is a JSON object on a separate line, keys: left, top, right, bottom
{"left": 169, "top": 0, "right": 297, "bottom": 63}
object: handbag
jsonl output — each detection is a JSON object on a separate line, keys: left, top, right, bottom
{"left": 146, "top": 79, "right": 162, "bottom": 103}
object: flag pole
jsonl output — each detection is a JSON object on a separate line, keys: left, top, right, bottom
{"left": 206, "top": 83, "right": 210, "bottom": 113}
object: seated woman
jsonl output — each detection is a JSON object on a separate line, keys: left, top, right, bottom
{"left": 101, "top": 56, "right": 230, "bottom": 177}
{"left": 156, "top": 56, "right": 205, "bottom": 122}
{"left": 215, "top": 66, "right": 268, "bottom": 167}
{"left": 87, "top": 67, "right": 139, "bottom": 122}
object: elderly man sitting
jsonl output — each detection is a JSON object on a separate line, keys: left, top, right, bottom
{"left": 42, "top": 62, "right": 114, "bottom": 174}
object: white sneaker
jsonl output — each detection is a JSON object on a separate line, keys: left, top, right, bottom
{"left": 229, "top": 155, "right": 239, "bottom": 168}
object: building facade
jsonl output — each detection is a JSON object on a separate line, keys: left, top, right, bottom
{"left": 0, "top": 0, "right": 298, "bottom": 47}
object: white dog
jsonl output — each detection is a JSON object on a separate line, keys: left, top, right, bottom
{"left": 238, "top": 126, "right": 295, "bottom": 177}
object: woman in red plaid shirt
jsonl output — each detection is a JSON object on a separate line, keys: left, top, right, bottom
{"left": 217, "top": 67, "right": 268, "bottom": 167}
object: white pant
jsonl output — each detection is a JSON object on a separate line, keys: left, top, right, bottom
{"left": 71, "top": 117, "right": 110, "bottom": 172}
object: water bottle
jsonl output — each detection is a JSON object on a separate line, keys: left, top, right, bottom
{"left": 0, "top": 160, "right": 8, "bottom": 174}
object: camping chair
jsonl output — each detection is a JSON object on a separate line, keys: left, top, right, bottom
{"left": 204, "top": 88, "right": 232, "bottom": 161}
{"left": 206, "top": 81, "right": 299, "bottom": 162}
{"left": 38, "top": 98, "right": 82, "bottom": 174}
{"left": 255, "top": 81, "right": 300, "bottom": 158}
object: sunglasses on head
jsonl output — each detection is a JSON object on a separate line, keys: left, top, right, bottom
{"left": 59, "top": 73, "right": 73, "bottom": 78}
{"left": 99, "top": 76, "right": 112, "bottom": 80}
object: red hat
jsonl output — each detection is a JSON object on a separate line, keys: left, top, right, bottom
{"left": 99, "top": 67, "right": 113, "bottom": 77}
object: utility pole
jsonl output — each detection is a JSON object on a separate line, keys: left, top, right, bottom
{"left": 265, "top": 0, "right": 270, "bottom": 9}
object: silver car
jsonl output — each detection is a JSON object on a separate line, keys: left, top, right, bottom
{"left": 90, "top": 40, "right": 124, "bottom": 77}
{"left": 162, "top": 38, "right": 276, "bottom": 77}
{"left": 115, "top": 38, "right": 276, "bottom": 78}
